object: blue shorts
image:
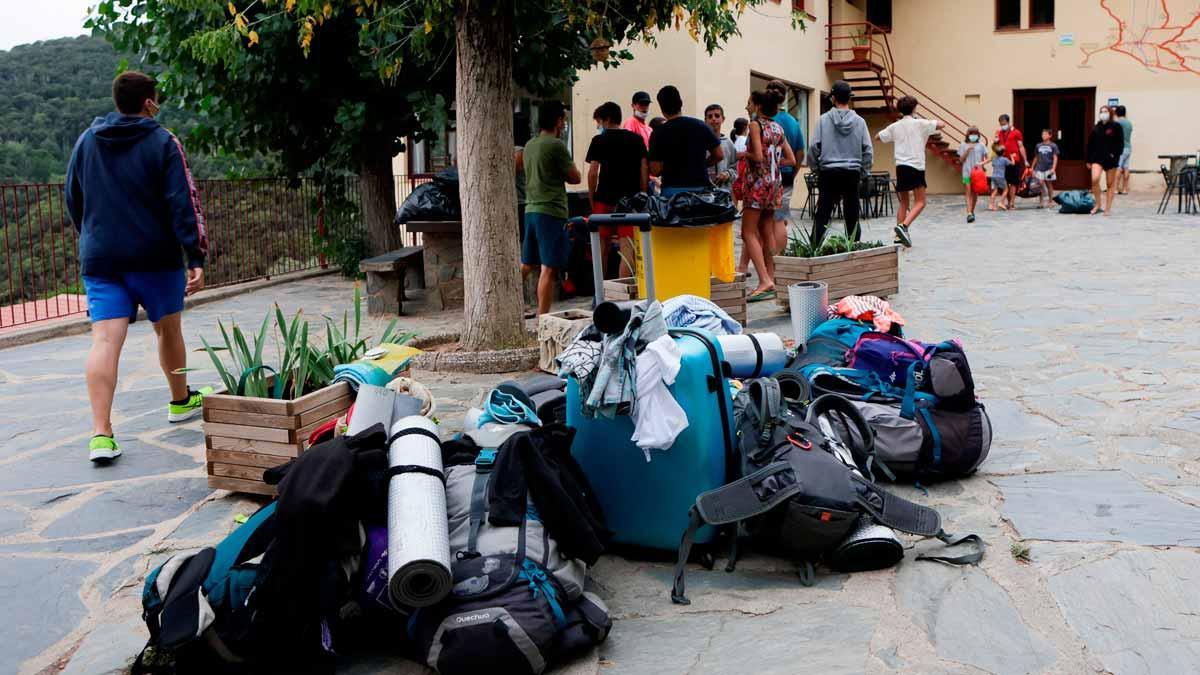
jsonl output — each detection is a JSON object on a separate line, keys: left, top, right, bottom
{"left": 83, "top": 269, "right": 187, "bottom": 323}
{"left": 521, "top": 212, "right": 569, "bottom": 270}
{"left": 1118, "top": 148, "right": 1132, "bottom": 169}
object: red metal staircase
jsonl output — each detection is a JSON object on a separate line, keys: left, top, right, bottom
{"left": 825, "top": 23, "right": 972, "bottom": 170}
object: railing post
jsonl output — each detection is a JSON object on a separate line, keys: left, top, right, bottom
{"left": 317, "top": 188, "right": 327, "bottom": 269}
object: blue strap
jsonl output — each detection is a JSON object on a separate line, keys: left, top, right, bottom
{"left": 901, "top": 361, "right": 922, "bottom": 420}
{"left": 465, "top": 449, "right": 498, "bottom": 555}
{"left": 918, "top": 408, "right": 942, "bottom": 466}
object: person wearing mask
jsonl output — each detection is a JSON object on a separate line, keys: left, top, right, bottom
{"left": 765, "top": 80, "right": 805, "bottom": 253}
{"left": 875, "top": 95, "right": 943, "bottom": 247}
{"left": 1033, "top": 128, "right": 1060, "bottom": 209}
{"left": 995, "top": 113, "right": 1027, "bottom": 210}
{"left": 64, "top": 71, "right": 209, "bottom": 463}
{"left": 740, "top": 89, "right": 796, "bottom": 303}
{"left": 647, "top": 85, "right": 722, "bottom": 197}
{"left": 808, "top": 80, "right": 873, "bottom": 243}
{"left": 957, "top": 125, "right": 989, "bottom": 222}
{"left": 586, "top": 101, "right": 648, "bottom": 277}
{"left": 1115, "top": 105, "right": 1133, "bottom": 194}
{"left": 1087, "top": 105, "right": 1124, "bottom": 215}
{"left": 622, "top": 91, "right": 653, "bottom": 149}
{"left": 522, "top": 100, "right": 582, "bottom": 315}
{"left": 703, "top": 104, "right": 739, "bottom": 191}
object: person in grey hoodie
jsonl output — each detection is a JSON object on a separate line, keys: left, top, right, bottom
{"left": 808, "top": 80, "right": 873, "bottom": 243}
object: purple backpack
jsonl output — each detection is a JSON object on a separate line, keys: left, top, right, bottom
{"left": 846, "top": 332, "right": 931, "bottom": 386}
{"left": 847, "top": 333, "right": 977, "bottom": 412}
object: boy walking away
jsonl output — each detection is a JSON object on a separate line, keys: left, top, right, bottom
{"left": 988, "top": 142, "right": 1011, "bottom": 211}
{"left": 648, "top": 85, "right": 722, "bottom": 197}
{"left": 622, "top": 91, "right": 653, "bottom": 149}
{"left": 523, "top": 100, "right": 582, "bottom": 316}
{"left": 957, "top": 125, "right": 989, "bottom": 222}
{"left": 875, "top": 95, "right": 943, "bottom": 247}
{"left": 703, "top": 104, "right": 739, "bottom": 191}
{"left": 1033, "top": 129, "right": 1060, "bottom": 208}
{"left": 809, "top": 80, "right": 873, "bottom": 244}
{"left": 1115, "top": 105, "right": 1132, "bottom": 194}
{"left": 995, "top": 114, "right": 1027, "bottom": 210}
{"left": 587, "top": 101, "right": 648, "bottom": 278}
{"left": 65, "top": 71, "right": 209, "bottom": 463}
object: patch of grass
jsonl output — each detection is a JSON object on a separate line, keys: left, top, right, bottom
{"left": 1010, "top": 542, "right": 1032, "bottom": 563}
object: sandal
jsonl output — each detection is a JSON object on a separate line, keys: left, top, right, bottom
{"left": 747, "top": 289, "right": 776, "bottom": 303}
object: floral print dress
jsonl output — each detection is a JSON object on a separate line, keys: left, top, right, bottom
{"left": 735, "top": 117, "right": 785, "bottom": 210}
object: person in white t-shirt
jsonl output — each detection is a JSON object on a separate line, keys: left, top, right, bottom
{"left": 876, "top": 95, "right": 944, "bottom": 248}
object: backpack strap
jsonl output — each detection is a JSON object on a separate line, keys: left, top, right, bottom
{"left": 849, "top": 475, "right": 985, "bottom": 565}
{"left": 671, "top": 462, "right": 799, "bottom": 604}
{"left": 464, "top": 448, "right": 498, "bottom": 557}
{"left": 917, "top": 408, "right": 943, "bottom": 466}
{"left": 746, "top": 378, "right": 783, "bottom": 461}
{"left": 916, "top": 532, "right": 986, "bottom": 566}
{"left": 747, "top": 334, "right": 764, "bottom": 378}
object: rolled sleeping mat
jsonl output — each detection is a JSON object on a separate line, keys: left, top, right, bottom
{"left": 828, "top": 514, "right": 904, "bottom": 572}
{"left": 788, "top": 281, "right": 828, "bottom": 346}
{"left": 716, "top": 333, "right": 788, "bottom": 379}
{"left": 386, "top": 415, "right": 452, "bottom": 608}
{"left": 347, "top": 384, "right": 397, "bottom": 436}
{"left": 496, "top": 373, "right": 566, "bottom": 398}
{"left": 771, "top": 368, "right": 812, "bottom": 407}
{"left": 593, "top": 300, "right": 639, "bottom": 334}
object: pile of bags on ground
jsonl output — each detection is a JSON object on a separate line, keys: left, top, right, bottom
{"left": 134, "top": 293, "right": 989, "bottom": 674}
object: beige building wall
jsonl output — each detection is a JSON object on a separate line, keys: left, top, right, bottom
{"left": 884, "top": 0, "right": 1200, "bottom": 192}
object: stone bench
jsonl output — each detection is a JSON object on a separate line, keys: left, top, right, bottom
{"left": 361, "top": 247, "right": 424, "bottom": 316}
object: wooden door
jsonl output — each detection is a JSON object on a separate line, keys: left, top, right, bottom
{"left": 1015, "top": 88, "right": 1095, "bottom": 189}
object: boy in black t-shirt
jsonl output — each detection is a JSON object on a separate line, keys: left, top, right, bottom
{"left": 586, "top": 101, "right": 648, "bottom": 276}
{"left": 647, "top": 85, "right": 721, "bottom": 196}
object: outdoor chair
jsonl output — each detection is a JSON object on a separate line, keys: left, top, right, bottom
{"left": 1159, "top": 163, "right": 1200, "bottom": 215}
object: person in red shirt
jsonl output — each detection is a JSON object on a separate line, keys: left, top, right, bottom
{"left": 622, "top": 90, "right": 653, "bottom": 149}
{"left": 994, "top": 113, "right": 1028, "bottom": 210}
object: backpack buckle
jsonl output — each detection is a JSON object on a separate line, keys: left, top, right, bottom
{"left": 475, "top": 448, "right": 497, "bottom": 471}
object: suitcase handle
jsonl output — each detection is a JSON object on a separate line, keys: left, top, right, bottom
{"left": 571, "top": 214, "right": 655, "bottom": 306}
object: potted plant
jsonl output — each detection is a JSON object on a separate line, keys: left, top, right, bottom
{"left": 851, "top": 29, "right": 871, "bottom": 62}
{"left": 199, "top": 286, "right": 413, "bottom": 494}
{"left": 773, "top": 225, "right": 898, "bottom": 309}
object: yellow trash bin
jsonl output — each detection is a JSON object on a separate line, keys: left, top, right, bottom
{"left": 709, "top": 221, "right": 736, "bottom": 284}
{"left": 634, "top": 224, "right": 718, "bottom": 301}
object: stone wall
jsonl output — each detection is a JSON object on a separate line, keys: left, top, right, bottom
{"left": 422, "top": 231, "right": 464, "bottom": 311}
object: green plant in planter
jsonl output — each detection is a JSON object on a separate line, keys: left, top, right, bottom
{"left": 784, "top": 225, "right": 885, "bottom": 258}
{"left": 851, "top": 28, "right": 870, "bottom": 46}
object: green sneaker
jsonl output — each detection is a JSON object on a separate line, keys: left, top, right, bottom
{"left": 89, "top": 435, "right": 122, "bottom": 463}
{"left": 168, "top": 386, "right": 213, "bottom": 423}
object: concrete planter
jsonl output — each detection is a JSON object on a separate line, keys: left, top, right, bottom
{"left": 773, "top": 245, "right": 899, "bottom": 309}
{"left": 409, "top": 332, "right": 539, "bottom": 374}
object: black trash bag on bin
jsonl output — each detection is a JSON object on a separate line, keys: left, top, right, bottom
{"left": 395, "top": 175, "right": 461, "bottom": 224}
{"left": 431, "top": 167, "right": 460, "bottom": 202}
{"left": 615, "top": 190, "right": 736, "bottom": 227}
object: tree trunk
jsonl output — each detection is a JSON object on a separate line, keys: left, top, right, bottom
{"left": 359, "top": 154, "right": 399, "bottom": 255}
{"left": 456, "top": 0, "right": 525, "bottom": 350}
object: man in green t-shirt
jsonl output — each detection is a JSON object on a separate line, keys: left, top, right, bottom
{"left": 522, "top": 100, "right": 581, "bottom": 315}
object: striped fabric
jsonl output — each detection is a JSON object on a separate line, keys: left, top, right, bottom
{"left": 828, "top": 295, "right": 906, "bottom": 333}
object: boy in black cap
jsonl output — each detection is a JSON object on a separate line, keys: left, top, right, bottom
{"left": 808, "top": 80, "right": 873, "bottom": 243}
{"left": 623, "top": 90, "right": 653, "bottom": 148}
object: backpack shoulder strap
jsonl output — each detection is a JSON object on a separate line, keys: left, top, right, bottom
{"left": 465, "top": 448, "right": 497, "bottom": 556}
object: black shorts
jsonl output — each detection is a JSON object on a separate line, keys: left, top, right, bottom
{"left": 1005, "top": 164, "right": 1023, "bottom": 186}
{"left": 895, "top": 165, "right": 926, "bottom": 192}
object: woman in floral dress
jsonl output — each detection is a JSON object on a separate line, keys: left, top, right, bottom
{"left": 736, "top": 88, "right": 795, "bottom": 301}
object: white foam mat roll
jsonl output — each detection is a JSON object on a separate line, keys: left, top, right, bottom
{"left": 788, "top": 281, "right": 829, "bottom": 345}
{"left": 716, "top": 332, "right": 788, "bottom": 378}
{"left": 387, "top": 415, "right": 452, "bottom": 608}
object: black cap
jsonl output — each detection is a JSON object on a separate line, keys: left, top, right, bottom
{"left": 632, "top": 91, "right": 652, "bottom": 105}
{"left": 831, "top": 80, "right": 853, "bottom": 102}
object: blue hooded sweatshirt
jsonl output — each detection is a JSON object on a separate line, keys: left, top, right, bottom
{"left": 66, "top": 112, "right": 207, "bottom": 277}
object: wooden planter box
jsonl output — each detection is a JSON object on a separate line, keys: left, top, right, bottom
{"left": 202, "top": 381, "right": 354, "bottom": 495}
{"left": 773, "top": 245, "right": 899, "bottom": 309}
{"left": 601, "top": 274, "right": 748, "bottom": 326}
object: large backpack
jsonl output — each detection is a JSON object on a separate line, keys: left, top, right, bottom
{"left": 408, "top": 426, "right": 611, "bottom": 675}
{"left": 846, "top": 334, "right": 978, "bottom": 412}
{"left": 792, "top": 318, "right": 879, "bottom": 368}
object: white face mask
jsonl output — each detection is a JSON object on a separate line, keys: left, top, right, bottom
{"left": 633, "top": 110, "right": 648, "bottom": 120}
{"left": 968, "top": 134, "right": 979, "bottom": 142}
{"left": 1000, "top": 124, "right": 1010, "bottom": 131}
{"left": 1099, "top": 112, "right": 1111, "bottom": 122}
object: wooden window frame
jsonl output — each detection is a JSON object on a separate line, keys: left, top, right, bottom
{"left": 1029, "top": 0, "right": 1055, "bottom": 29}
{"left": 866, "top": 0, "right": 892, "bottom": 33}
{"left": 994, "top": 0, "right": 1022, "bottom": 32}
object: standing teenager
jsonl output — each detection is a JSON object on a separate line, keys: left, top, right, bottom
{"left": 876, "top": 95, "right": 943, "bottom": 247}
{"left": 958, "top": 125, "right": 989, "bottom": 222}
{"left": 809, "top": 80, "right": 873, "bottom": 243}
{"left": 1087, "top": 105, "right": 1124, "bottom": 215}
{"left": 995, "top": 114, "right": 1027, "bottom": 210}
{"left": 65, "top": 71, "right": 209, "bottom": 463}
{"left": 1033, "top": 129, "right": 1060, "bottom": 208}
{"left": 522, "top": 100, "right": 582, "bottom": 315}
{"left": 1114, "top": 105, "right": 1133, "bottom": 194}
{"left": 647, "top": 85, "right": 721, "bottom": 197}
{"left": 622, "top": 90, "right": 653, "bottom": 149}
{"left": 587, "top": 101, "right": 648, "bottom": 277}
{"left": 740, "top": 88, "right": 795, "bottom": 302}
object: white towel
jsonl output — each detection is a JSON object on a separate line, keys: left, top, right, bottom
{"left": 630, "top": 335, "right": 688, "bottom": 459}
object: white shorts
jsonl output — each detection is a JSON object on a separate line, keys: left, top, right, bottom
{"left": 1033, "top": 170, "right": 1056, "bottom": 181}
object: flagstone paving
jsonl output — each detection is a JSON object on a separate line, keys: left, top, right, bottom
{"left": 3, "top": 193, "right": 1199, "bottom": 674}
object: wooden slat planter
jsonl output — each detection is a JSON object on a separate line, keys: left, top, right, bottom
{"left": 773, "top": 245, "right": 899, "bottom": 309}
{"left": 202, "top": 381, "right": 354, "bottom": 495}
{"left": 601, "top": 275, "right": 748, "bottom": 326}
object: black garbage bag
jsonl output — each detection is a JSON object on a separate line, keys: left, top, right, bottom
{"left": 395, "top": 180, "right": 461, "bottom": 223}
{"left": 615, "top": 190, "right": 736, "bottom": 227}
{"left": 1053, "top": 190, "right": 1095, "bottom": 214}
{"left": 431, "top": 167, "right": 460, "bottom": 202}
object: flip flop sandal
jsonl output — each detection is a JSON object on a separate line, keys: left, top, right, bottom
{"left": 747, "top": 289, "right": 776, "bottom": 303}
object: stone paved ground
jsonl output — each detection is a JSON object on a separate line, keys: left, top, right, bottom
{"left": 4, "top": 193, "right": 1200, "bottom": 674}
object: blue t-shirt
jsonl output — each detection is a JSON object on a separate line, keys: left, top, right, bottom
{"left": 991, "top": 155, "right": 1011, "bottom": 180}
{"left": 771, "top": 110, "right": 805, "bottom": 176}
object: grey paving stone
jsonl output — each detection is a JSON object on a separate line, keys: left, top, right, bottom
{"left": 1047, "top": 548, "right": 1200, "bottom": 675}
{"left": 0, "top": 440, "right": 201, "bottom": 492}
{"left": 156, "top": 426, "right": 205, "bottom": 448}
{"left": 171, "top": 494, "right": 267, "bottom": 541}
{"left": 60, "top": 610, "right": 146, "bottom": 675}
{"left": 94, "top": 553, "right": 143, "bottom": 601}
{"left": 0, "top": 506, "right": 29, "bottom": 537}
{"left": 983, "top": 399, "right": 1060, "bottom": 441}
{"left": 993, "top": 470, "right": 1200, "bottom": 546}
{"left": 599, "top": 605, "right": 876, "bottom": 675}
{"left": 0, "top": 556, "right": 97, "bottom": 674}
{"left": 1163, "top": 411, "right": 1200, "bottom": 434}
{"left": 43, "top": 478, "right": 212, "bottom": 538}
{"left": 894, "top": 563, "right": 1055, "bottom": 675}
{"left": 0, "top": 528, "right": 153, "bottom": 554}
{"left": 111, "top": 387, "right": 173, "bottom": 415}
{"left": 0, "top": 410, "right": 93, "bottom": 460}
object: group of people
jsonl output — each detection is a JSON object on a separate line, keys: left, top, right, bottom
{"left": 956, "top": 106, "right": 1133, "bottom": 219}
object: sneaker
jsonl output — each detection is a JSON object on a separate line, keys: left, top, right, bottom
{"left": 89, "top": 435, "right": 122, "bottom": 463}
{"left": 967, "top": 213, "right": 976, "bottom": 223}
{"left": 168, "top": 386, "right": 213, "bottom": 423}
{"left": 893, "top": 225, "right": 912, "bottom": 248}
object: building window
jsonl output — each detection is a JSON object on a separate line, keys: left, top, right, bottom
{"left": 1030, "top": 0, "right": 1054, "bottom": 28}
{"left": 866, "top": 0, "right": 891, "bottom": 31}
{"left": 792, "top": 0, "right": 807, "bottom": 14}
{"left": 996, "top": 0, "right": 1020, "bottom": 30}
